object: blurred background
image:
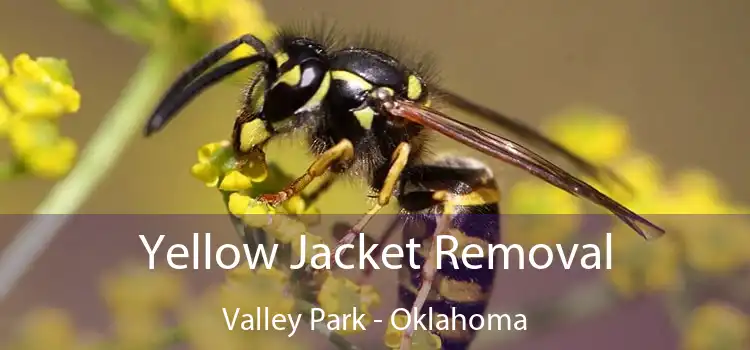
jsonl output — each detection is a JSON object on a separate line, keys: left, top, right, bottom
{"left": 0, "top": 0, "right": 748, "bottom": 349}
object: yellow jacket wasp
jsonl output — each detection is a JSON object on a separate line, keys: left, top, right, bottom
{"left": 144, "top": 25, "right": 665, "bottom": 350}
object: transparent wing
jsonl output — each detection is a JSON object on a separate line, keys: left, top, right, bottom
{"left": 435, "top": 87, "right": 633, "bottom": 195}
{"left": 385, "top": 98, "right": 665, "bottom": 240}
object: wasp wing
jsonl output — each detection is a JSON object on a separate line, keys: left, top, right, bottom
{"left": 434, "top": 87, "right": 632, "bottom": 195}
{"left": 385, "top": 98, "right": 665, "bottom": 240}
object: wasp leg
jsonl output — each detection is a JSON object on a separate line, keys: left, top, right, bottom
{"left": 301, "top": 172, "right": 340, "bottom": 208}
{"left": 259, "top": 139, "right": 354, "bottom": 205}
{"left": 330, "top": 142, "right": 412, "bottom": 251}
{"left": 400, "top": 212, "right": 451, "bottom": 350}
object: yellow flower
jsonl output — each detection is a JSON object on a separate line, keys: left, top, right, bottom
{"left": 0, "top": 53, "right": 8, "bottom": 84}
{"left": 219, "top": 169, "right": 253, "bottom": 191}
{"left": 111, "top": 310, "right": 162, "bottom": 349}
{"left": 219, "top": 0, "right": 277, "bottom": 60}
{"left": 7, "top": 118, "right": 78, "bottom": 178}
{"left": 647, "top": 169, "right": 749, "bottom": 273}
{"left": 605, "top": 228, "right": 682, "bottom": 297}
{"left": 683, "top": 302, "right": 749, "bottom": 350}
{"left": 543, "top": 108, "right": 631, "bottom": 163}
{"left": 283, "top": 195, "right": 322, "bottom": 225}
{"left": 191, "top": 141, "right": 229, "bottom": 187}
{"left": 102, "top": 267, "right": 183, "bottom": 349}
{"left": 219, "top": 267, "right": 294, "bottom": 317}
{"left": 190, "top": 140, "right": 268, "bottom": 190}
{"left": 0, "top": 98, "right": 12, "bottom": 135}
{"left": 505, "top": 179, "right": 582, "bottom": 247}
{"left": 662, "top": 169, "right": 733, "bottom": 214}
{"left": 191, "top": 162, "right": 220, "bottom": 186}
{"left": 24, "top": 137, "right": 77, "bottom": 178}
{"left": 678, "top": 212, "right": 750, "bottom": 274}
{"left": 600, "top": 152, "right": 665, "bottom": 210}
{"left": 183, "top": 275, "right": 304, "bottom": 350}
{"left": 384, "top": 314, "right": 442, "bottom": 350}
{"left": 4, "top": 54, "right": 80, "bottom": 117}
{"left": 317, "top": 275, "right": 381, "bottom": 335}
{"left": 283, "top": 195, "right": 307, "bottom": 214}
{"left": 102, "top": 265, "right": 183, "bottom": 315}
{"left": 168, "top": 0, "right": 227, "bottom": 23}
{"left": 197, "top": 141, "right": 227, "bottom": 163}
{"left": 15, "top": 308, "right": 78, "bottom": 350}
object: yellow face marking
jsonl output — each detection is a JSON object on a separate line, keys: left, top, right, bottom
{"left": 274, "top": 52, "right": 290, "bottom": 67}
{"left": 248, "top": 79, "right": 266, "bottom": 114}
{"left": 274, "top": 65, "right": 301, "bottom": 88}
{"left": 407, "top": 75, "right": 423, "bottom": 100}
{"left": 239, "top": 119, "right": 270, "bottom": 152}
{"left": 353, "top": 107, "right": 376, "bottom": 130}
{"left": 331, "top": 70, "right": 373, "bottom": 90}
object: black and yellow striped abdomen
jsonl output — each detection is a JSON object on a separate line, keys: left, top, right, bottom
{"left": 396, "top": 156, "right": 501, "bottom": 350}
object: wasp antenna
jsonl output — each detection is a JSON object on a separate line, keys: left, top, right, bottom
{"left": 144, "top": 34, "right": 274, "bottom": 136}
{"left": 145, "top": 56, "right": 270, "bottom": 136}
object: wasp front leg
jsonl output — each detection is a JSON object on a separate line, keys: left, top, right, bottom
{"left": 258, "top": 139, "right": 355, "bottom": 205}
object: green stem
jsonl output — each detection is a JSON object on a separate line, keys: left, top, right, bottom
{"left": 0, "top": 49, "right": 174, "bottom": 301}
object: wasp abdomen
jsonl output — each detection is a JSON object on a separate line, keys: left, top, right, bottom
{"left": 397, "top": 157, "right": 500, "bottom": 350}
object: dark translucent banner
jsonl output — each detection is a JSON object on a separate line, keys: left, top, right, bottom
{"left": 0, "top": 214, "right": 747, "bottom": 350}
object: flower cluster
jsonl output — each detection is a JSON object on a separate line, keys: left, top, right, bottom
{"left": 169, "top": 0, "right": 278, "bottom": 58}
{"left": 0, "top": 53, "right": 80, "bottom": 179}
{"left": 189, "top": 140, "right": 381, "bottom": 342}
{"left": 183, "top": 266, "right": 304, "bottom": 350}
{"left": 317, "top": 274, "right": 381, "bottom": 335}
{"left": 508, "top": 108, "right": 750, "bottom": 349}
{"left": 683, "top": 301, "right": 749, "bottom": 350}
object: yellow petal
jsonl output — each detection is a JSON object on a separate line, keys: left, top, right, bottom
{"left": 190, "top": 162, "right": 219, "bottom": 186}
{"left": 0, "top": 54, "right": 8, "bottom": 85}
{"left": 222, "top": 0, "right": 277, "bottom": 60}
{"left": 3, "top": 75, "right": 71, "bottom": 118}
{"left": 384, "top": 315, "right": 409, "bottom": 348}
{"left": 7, "top": 118, "right": 61, "bottom": 156}
{"left": 168, "top": 0, "right": 227, "bottom": 23}
{"left": 12, "top": 53, "right": 51, "bottom": 81}
{"left": 227, "top": 193, "right": 252, "bottom": 217}
{"left": 219, "top": 170, "right": 253, "bottom": 191}
{"left": 24, "top": 137, "right": 78, "bottom": 178}
{"left": 507, "top": 180, "right": 582, "bottom": 214}
{"left": 683, "top": 302, "right": 749, "bottom": 350}
{"left": 20, "top": 309, "right": 77, "bottom": 350}
{"left": 0, "top": 98, "right": 12, "bottom": 135}
{"left": 197, "top": 141, "right": 225, "bottom": 163}
{"left": 544, "top": 109, "right": 630, "bottom": 163}
{"left": 282, "top": 196, "right": 306, "bottom": 214}
{"left": 50, "top": 82, "right": 81, "bottom": 113}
